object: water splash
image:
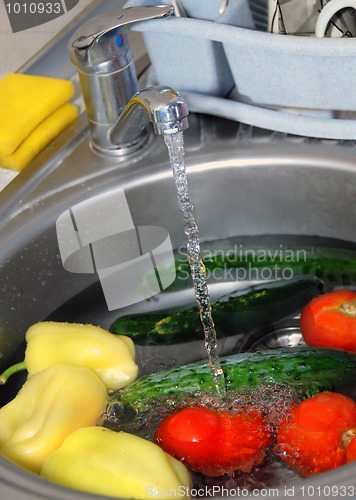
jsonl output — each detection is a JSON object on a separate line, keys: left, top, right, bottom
{"left": 164, "top": 132, "right": 225, "bottom": 396}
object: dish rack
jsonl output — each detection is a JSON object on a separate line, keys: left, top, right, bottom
{"left": 124, "top": 0, "right": 356, "bottom": 139}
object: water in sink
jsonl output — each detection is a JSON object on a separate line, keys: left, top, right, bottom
{"left": 1, "top": 233, "right": 356, "bottom": 495}
{"left": 39, "top": 234, "right": 356, "bottom": 493}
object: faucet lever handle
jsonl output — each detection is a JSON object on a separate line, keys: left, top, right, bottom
{"left": 68, "top": 5, "right": 177, "bottom": 154}
{"left": 72, "top": 5, "right": 174, "bottom": 50}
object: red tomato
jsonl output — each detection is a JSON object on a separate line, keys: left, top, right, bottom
{"left": 216, "top": 408, "right": 272, "bottom": 475}
{"left": 154, "top": 407, "right": 220, "bottom": 473}
{"left": 346, "top": 436, "right": 356, "bottom": 462}
{"left": 275, "top": 392, "right": 356, "bottom": 476}
{"left": 154, "top": 406, "right": 272, "bottom": 476}
{"left": 300, "top": 290, "right": 356, "bottom": 352}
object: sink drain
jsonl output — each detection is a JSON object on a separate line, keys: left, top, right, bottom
{"left": 241, "top": 315, "right": 306, "bottom": 352}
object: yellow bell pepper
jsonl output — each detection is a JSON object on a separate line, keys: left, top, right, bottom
{"left": 0, "top": 364, "right": 107, "bottom": 473}
{"left": 24, "top": 321, "right": 138, "bottom": 390}
{"left": 41, "top": 426, "right": 191, "bottom": 499}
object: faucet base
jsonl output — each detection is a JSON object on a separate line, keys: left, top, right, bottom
{"left": 90, "top": 130, "right": 148, "bottom": 157}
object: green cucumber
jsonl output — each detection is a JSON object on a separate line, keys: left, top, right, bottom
{"left": 119, "top": 347, "right": 356, "bottom": 412}
{"left": 110, "top": 277, "right": 323, "bottom": 345}
{"left": 172, "top": 245, "right": 356, "bottom": 289}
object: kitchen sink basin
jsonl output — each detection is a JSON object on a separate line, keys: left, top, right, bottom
{"left": 0, "top": 108, "right": 356, "bottom": 499}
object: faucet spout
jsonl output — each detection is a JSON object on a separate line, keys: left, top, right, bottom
{"left": 69, "top": 6, "right": 189, "bottom": 156}
{"left": 109, "top": 86, "right": 189, "bottom": 152}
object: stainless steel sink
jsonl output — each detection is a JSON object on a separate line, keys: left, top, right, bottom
{"left": 0, "top": 107, "right": 356, "bottom": 499}
{"left": 1, "top": 0, "right": 356, "bottom": 494}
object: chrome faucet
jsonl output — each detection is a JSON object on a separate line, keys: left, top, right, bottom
{"left": 69, "top": 6, "right": 189, "bottom": 156}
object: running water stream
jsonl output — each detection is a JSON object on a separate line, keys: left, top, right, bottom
{"left": 164, "top": 132, "right": 226, "bottom": 396}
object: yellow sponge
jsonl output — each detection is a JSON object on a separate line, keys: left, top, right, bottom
{"left": 1, "top": 104, "right": 78, "bottom": 171}
{"left": 0, "top": 73, "right": 78, "bottom": 171}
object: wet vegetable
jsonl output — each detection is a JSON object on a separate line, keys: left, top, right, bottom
{"left": 0, "top": 321, "right": 138, "bottom": 390}
{"left": 118, "top": 348, "right": 356, "bottom": 412}
{"left": 347, "top": 436, "right": 356, "bottom": 463}
{"left": 275, "top": 392, "right": 356, "bottom": 476}
{"left": 110, "top": 277, "right": 323, "bottom": 344}
{"left": 154, "top": 406, "right": 272, "bottom": 476}
{"left": 300, "top": 290, "right": 356, "bottom": 353}
{"left": 172, "top": 245, "right": 356, "bottom": 289}
{"left": 0, "top": 364, "right": 107, "bottom": 473}
{"left": 41, "top": 426, "right": 191, "bottom": 499}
